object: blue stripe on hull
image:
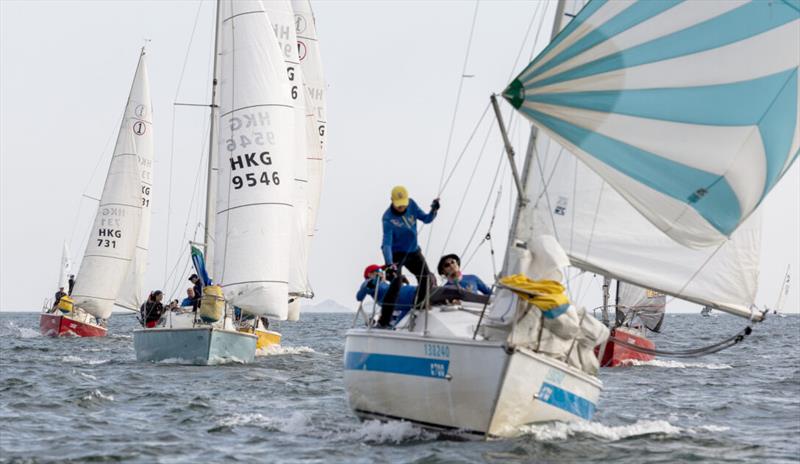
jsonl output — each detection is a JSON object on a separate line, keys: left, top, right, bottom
{"left": 538, "top": 382, "right": 596, "bottom": 420}
{"left": 345, "top": 351, "right": 450, "bottom": 379}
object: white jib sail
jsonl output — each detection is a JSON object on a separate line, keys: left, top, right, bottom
{"left": 116, "top": 50, "right": 154, "bottom": 312}
{"left": 71, "top": 52, "right": 146, "bottom": 320}
{"left": 214, "top": 0, "right": 295, "bottom": 319}
{"left": 525, "top": 130, "right": 761, "bottom": 319}
{"left": 264, "top": 0, "right": 310, "bottom": 303}
{"left": 57, "top": 241, "right": 72, "bottom": 291}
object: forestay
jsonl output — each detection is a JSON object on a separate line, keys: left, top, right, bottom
{"left": 505, "top": 0, "right": 800, "bottom": 248}
{"left": 214, "top": 0, "right": 295, "bottom": 319}
{"left": 71, "top": 52, "right": 147, "bottom": 319}
{"left": 616, "top": 282, "right": 665, "bottom": 333}
{"left": 524, "top": 133, "right": 761, "bottom": 319}
{"left": 117, "top": 50, "right": 154, "bottom": 312}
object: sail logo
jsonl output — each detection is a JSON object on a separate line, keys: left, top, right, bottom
{"left": 554, "top": 196, "right": 568, "bottom": 216}
{"left": 134, "top": 104, "right": 146, "bottom": 118}
{"left": 297, "top": 40, "right": 307, "bottom": 61}
{"left": 295, "top": 14, "right": 307, "bottom": 34}
{"left": 132, "top": 121, "right": 146, "bottom": 136}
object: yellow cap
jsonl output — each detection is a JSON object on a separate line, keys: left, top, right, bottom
{"left": 391, "top": 185, "right": 409, "bottom": 207}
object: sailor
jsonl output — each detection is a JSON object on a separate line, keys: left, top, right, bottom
{"left": 188, "top": 274, "right": 203, "bottom": 311}
{"left": 67, "top": 275, "right": 76, "bottom": 296}
{"left": 53, "top": 287, "right": 67, "bottom": 311}
{"left": 356, "top": 264, "right": 417, "bottom": 328}
{"left": 140, "top": 290, "right": 168, "bottom": 328}
{"left": 437, "top": 253, "right": 492, "bottom": 296}
{"left": 180, "top": 288, "right": 195, "bottom": 308}
{"left": 381, "top": 186, "right": 439, "bottom": 306}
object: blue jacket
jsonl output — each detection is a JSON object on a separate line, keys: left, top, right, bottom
{"left": 381, "top": 199, "right": 437, "bottom": 264}
{"left": 444, "top": 274, "right": 492, "bottom": 296}
{"left": 356, "top": 278, "right": 417, "bottom": 308}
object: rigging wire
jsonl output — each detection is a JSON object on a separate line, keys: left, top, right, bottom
{"left": 460, "top": 146, "right": 506, "bottom": 261}
{"left": 164, "top": 0, "right": 206, "bottom": 287}
{"left": 440, "top": 116, "right": 496, "bottom": 256}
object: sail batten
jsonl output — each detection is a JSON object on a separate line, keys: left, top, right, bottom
{"left": 506, "top": 0, "right": 800, "bottom": 248}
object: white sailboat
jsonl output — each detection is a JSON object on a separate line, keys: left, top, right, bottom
{"left": 767, "top": 265, "right": 791, "bottom": 316}
{"left": 41, "top": 49, "right": 151, "bottom": 337}
{"left": 344, "top": 0, "right": 800, "bottom": 437}
{"left": 134, "top": 0, "right": 308, "bottom": 364}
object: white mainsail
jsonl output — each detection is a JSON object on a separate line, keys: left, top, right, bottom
{"left": 116, "top": 50, "right": 154, "bottom": 312}
{"left": 71, "top": 51, "right": 147, "bottom": 320}
{"left": 214, "top": 0, "right": 295, "bottom": 320}
{"left": 505, "top": 1, "right": 800, "bottom": 249}
{"left": 57, "top": 241, "right": 72, "bottom": 291}
{"left": 263, "top": 0, "right": 311, "bottom": 306}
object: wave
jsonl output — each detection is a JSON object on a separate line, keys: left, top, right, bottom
{"left": 217, "top": 411, "right": 311, "bottom": 434}
{"left": 622, "top": 359, "right": 732, "bottom": 370}
{"left": 346, "top": 419, "right": 438, "bottom": 444}
{"left": 2, "top": 321, "right": 40, "bottom": 338}
{"left": 256, "top": 345, "right": 317, "bottom": 357}
{"left": 82, "top": 389, "right": 114, "bottom": 402}
{"left": 61, "top": 355, "right": 110, "bottom": 366}
{"left": 517, "top": 419, "right": 732, "bottom": 441}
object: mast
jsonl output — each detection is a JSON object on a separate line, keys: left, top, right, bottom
{"left": 601, "top": 276, "right": 611, "bottom": 326}
{"left": 500, "top": 0, "right": 567, "bottom": 275}
{"left": 204, "top": 0, "right": 222, "bottom": 276}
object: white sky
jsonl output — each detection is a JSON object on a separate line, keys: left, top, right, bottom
{"left": 1, "top": 0, "right": 798, "bottom": 315}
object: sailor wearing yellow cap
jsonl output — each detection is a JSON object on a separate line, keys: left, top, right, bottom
{"left": 381, "top": 186, "right": 440, "bottom": 306}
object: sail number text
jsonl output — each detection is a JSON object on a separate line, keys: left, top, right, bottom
{"left": 96, "top": 228, "right": 121, "bottom": 249}
{"left": 230, "top": 151, "right": 280, "bottom": 190}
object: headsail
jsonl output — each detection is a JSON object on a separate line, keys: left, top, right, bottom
{"left": 57, "top": 242, "right": 72, "bottom": 291}
{"left": 774, "top": 265, "right": 791, "bottom": 312}
{"left": 505, "top": 0, "right": 800, "bottom": 248}
{"left": 616, "top": 282, "right": 665, "bottom": 333}
{"left": 116, "top": 50, "right": 154, "bottom": 312}
{"left": 214, "top": 0, "right": 295, "bottom": 320}
{"left": 71, "top": 51, "right": 147, "bottom": 319}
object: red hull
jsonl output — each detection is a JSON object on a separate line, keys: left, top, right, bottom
{"left": 39, "top": 313, "right": 107, "bottom": 337}
{"left": 597, "top": 327, "right": 655, "bottom": 367}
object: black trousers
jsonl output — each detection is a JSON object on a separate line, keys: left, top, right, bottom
{"left": 391, "top": 249, "right": 434, "bottom": 309}
{"left": 378, "top": 276, "right": 404, "bottom": 327}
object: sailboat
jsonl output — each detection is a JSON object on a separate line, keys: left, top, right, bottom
{"left": 597, "top": 281, "right": 664, "bottom": 367}
{"left": 344, "top": 0, "right": 799, "bottom": 437}
{"left": 701, "top": 306, "right": 713, "bottom": 317}
{"left": 134, "top": 0, "right": 317, "bottom": 364}
{"left": 766, "top": 265, "right": 791, "bottom": 317}
{"left": 40, "top": 49, "right": 151, "bottom": 337}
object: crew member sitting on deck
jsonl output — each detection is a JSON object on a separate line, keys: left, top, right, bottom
{"left": 52, "top": 287, "right": 67, "bottom": 311}
{"left": 140, "top": 290, "right": 168, "bottom": 328}
{"left": 437, "top": 254, "right": 492, "bottom": 296}
{"left": 356, "top": 264, "right": 417, "bottom": 328}
{"left": 380, "top": 186, "right": 439, "bottom": 307}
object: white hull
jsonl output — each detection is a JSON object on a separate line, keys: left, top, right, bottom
{"left": 343, "top": 307, "right": 602, "bottom": 438}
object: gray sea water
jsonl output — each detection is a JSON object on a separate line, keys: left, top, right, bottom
{"left": 0, "top": 311, "right": 798, "bottom": 463}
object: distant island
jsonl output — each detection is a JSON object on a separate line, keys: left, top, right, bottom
{"left": 302, "top": 299, "right": 355, "bottom": 313}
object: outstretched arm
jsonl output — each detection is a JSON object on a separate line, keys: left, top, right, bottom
{"left": 381, "top": 217, "right": 394, "bottom": 265}
{"left": 413, "top": 199, "right": 438, "bottom": 224}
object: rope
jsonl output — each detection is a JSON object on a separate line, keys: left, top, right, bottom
{"left": 460, "top": 152, "right": 505, "bottom": 261}
{"left": 609, "top": 326, "right": 754, "bottom": 358}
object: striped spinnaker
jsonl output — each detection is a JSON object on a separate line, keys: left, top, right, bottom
{"left": 505, "top": 0, "right": 800, "bottom": 248}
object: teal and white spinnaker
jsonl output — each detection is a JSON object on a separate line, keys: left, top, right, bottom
{"left": 504, "top": 0, "right": 800, "bottom": 248}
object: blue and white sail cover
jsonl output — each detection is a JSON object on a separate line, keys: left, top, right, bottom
{"left": 214, "top": 0, "right": 295, "bottom": 320}
{"left": 505, "top": 0, "right": 800, "bottom": 248}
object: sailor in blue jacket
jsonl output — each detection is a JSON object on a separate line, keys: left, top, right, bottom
{"left": 437, "top": 253, "right": 492, "bottom": 296}
{"left": 381, "top": 186, "right": 440, "bottom": 306}
{"left": 357, "top": 264, "right": 418, "bottom": 327}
